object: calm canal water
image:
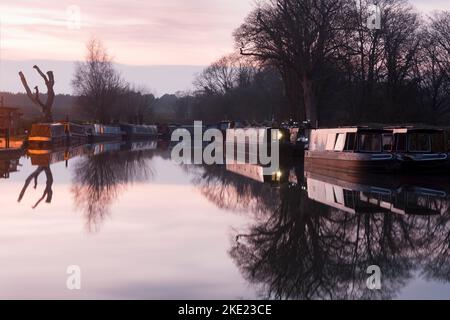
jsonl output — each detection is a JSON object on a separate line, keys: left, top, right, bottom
{"left": 1, "top": 141, "right": 450, "bottom": 300}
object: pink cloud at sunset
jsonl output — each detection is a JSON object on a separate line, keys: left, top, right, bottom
{"left": 0, "top": 0, "right": 253, "bottom": 65}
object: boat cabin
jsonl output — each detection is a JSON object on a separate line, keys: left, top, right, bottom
{"left": 28, "top": 123, "right": 66, "bottom": 147}
{"left": 309, "top": 127, "right": 394, "bottom": 154}
{"left": 391, "top": 128, "right": 446, "bottom": 154}
{"left": 120, "top": 124, "right": 158, "bottom": 139}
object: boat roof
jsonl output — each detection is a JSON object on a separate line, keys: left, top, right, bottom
{"left": 313, "top": 126, "right": 392, "bottom": 134}
{"left": 389, "top": 127, "right": 444, "bottom": 134}
{"left": 32, "top": 123, "right": 64, "bottom": 127}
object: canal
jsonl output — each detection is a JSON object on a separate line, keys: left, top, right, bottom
{"left": 1, "top": 141, "right": 450, "bottom": 299}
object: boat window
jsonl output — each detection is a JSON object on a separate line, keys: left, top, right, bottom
{"left": 382, "top": 134, "right": 393, "bottom": 152}
{"left": 343, "top": 190, "right": 355, "bottom": 209}
{"left": 326, "top": 133, "right": 337, "bottom": 151}
{"left": 432, "top": 133, "right": 445, "bottom": 152}
{"left": 334, "top": 133, "right": 346, "bottom": 151}
{"left": 344, "top": 133, "right": 356, "bottom": 151}
{"left": 359, "top": 133, "right": 382, "bottom": 152}
{"left": 408, "top": 133, "right": 431, "bottom": 152}
{"left": 446, "top": 132, "right": 450, "bottom": 152}
{"left": 396, "top": 134, "right": 407, "bottom": 152}
{"left": 52, "top": 126, "right": 65, "bottom": 137}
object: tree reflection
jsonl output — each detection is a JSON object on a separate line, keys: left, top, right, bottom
{"left": 71, "top": 147, "right": 155, "bottom": 232}
{"left": 17, "top": 166, "right": 53, "bottom": 209}
{"left": 190, "top": 164, "right": 450, "bottom": 299}
{"left": 188, "top": 164, "right": 281, "bottom": 217}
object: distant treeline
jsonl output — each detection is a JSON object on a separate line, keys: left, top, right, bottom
{"left": 135, "top": 0, "right": 450, "bottom": 127}
{"left": 5, "top": 0, "right": 450, "bottom": 127}
{"left": 0, "top": 92, "right": 77, "bottom": 128}
{"left": 177, "top": 0, "right": 450, "bottom": 127}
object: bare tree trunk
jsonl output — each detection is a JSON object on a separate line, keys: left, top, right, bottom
{"left": 302, "top": 75, "right": 318, "bottom": 128}
{"left": 281, "top": 68, "right": 304, "bottom": 121}
{"left": 19, "top": 65, "right": 55, "bottom": 122}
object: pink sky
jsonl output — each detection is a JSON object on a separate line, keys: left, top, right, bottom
{"left": 0, "top": 1, "right": 448, "bottom": 65}
{"left": 0, "top": 0, "right": 253, "bottom": 66}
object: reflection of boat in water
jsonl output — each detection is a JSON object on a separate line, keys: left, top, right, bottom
{"left": 27, "top": 139, "right": 160, "bottom": 167}
{"left": 0, "top": 158, "right": 21, "bottom": 179}
{"left": 305, "top": 170, "right": 450, "bottom": 216}
{"left": 28, "top": 145, "right": 89, "bottom": 166}
{"left": 0, "top": 149, "right": 25, "bottom": 179}
{"left": 89, "top": 142, "right": 124, "bottom": 155}
{"left": 224, "top": 160, "right": 302, "bottom": 185}
{"left": 226, "top": 163, "right": 284, "bottom": 184}
{"left": 121, "top": 139, "right": 158, "bottom": 152}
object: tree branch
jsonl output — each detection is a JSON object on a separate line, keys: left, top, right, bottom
{"left": 33, "top": 65, "right": 49, "bottom": 83}
{"left": 18, "top": 71, "right": 46, "bottom": 109}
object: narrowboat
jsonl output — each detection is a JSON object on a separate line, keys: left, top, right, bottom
{"left": 62, "top": 122, "right": 89, "bottom": 144}
{"left": 120, "top": 124, "right": 158, "bottom": 140}
{"left": 305, "top": 127, "right": 397, "bottom": 173}
{"left": 391, "top": 127, "right": 448, "bottom": 171}
{"left": 85, "top": 124, "right": 123, "bottom": 142}
{"left": 28, "top": 123, "right": 67, "bottom": 148}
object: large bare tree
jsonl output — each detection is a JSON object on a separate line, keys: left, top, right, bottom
{"left": 415, "top": 11, "right": 450, "bottom": 122}
{"left": 235, "top": 0, "right": 351, "bottom": 125}
{"left": 18, "top": 66, "right": 55, "bottom": 122}
{"left": 72, "top": 39, "right": 125, "bottom": 123}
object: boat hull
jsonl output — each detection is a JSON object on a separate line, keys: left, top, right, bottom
{"left": 305, "top": 151, "right": 398, "bottom": 173}
{"left": 396, "top": 153, "right": 448, "bottom": 172}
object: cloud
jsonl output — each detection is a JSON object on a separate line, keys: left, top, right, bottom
{"left": 410, "top": 0, "right": 450, "bottom": 13}
{"left": 0, "top": 0, "right": 253, "bottom": 65}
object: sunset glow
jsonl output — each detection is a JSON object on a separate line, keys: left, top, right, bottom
{"left": 0, "top": 0, "right": 253, "bottom": 65}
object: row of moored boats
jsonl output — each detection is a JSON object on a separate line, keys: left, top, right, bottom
{"left": 28, "top": 122, "right": 159, "bottom": 148}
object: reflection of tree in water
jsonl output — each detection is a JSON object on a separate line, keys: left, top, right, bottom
{"left": 18, "top": 166, "right": 54, "bottom": 209}
{"left": 71, "top": 150, "right": 154, "bottom": 231}
{"left": 191, "top": 166, "right": 450, "bottom": 299}
{"left": 187, "top": 165, "right": 280, "bottom": 217}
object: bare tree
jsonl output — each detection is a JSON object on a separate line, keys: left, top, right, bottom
{"left": 72, "top": 39, "right": 125, "bottom": 123}
{"left": 194, "top": 55, "right": 240, "bottom": 95}
{"left": 235, "top": 0, "right": 351, "bottom": 125}
{"left": 121, "top": 85, "right": 155, "bottom": 124}
{"left": 18, "top": 66, "right": 55, "bottom": 122}
{"left": 416, "top": 11, "right": 450, "bottom": 122}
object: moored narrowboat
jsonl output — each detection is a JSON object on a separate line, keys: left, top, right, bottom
{"left": 120, "top": 124, "right": 158, "bottom": 140}
{"left": 85, "top": 124, "right": 123, "bottom": 142}
{"left": 28, "top": 123, "right": 66, "bottom": 148}
{"left": 62, "top": 122, "right": 89, "bottom": 144}
{"left": 391, "top": 127, "right": 448, "bottom": 171}
{"left": 305, "top": 127, "right": 397, "bottom": 173}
